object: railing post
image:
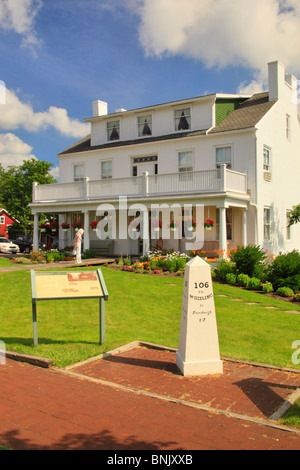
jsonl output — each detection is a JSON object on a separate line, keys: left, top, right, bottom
{"left": 83, "top": 177, "right": 89, "bottom": 199}
{"left": 142, "top": 171, "right": 149, "bottom": 196}
{"left": 220, "top": 164, "right": 226, "bottom": 192}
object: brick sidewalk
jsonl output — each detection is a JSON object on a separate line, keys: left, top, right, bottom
{"left": 0, "top": 345, "right": 299, "bottom": 450}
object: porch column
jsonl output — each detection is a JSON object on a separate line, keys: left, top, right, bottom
{"left": 142, "top": 211, "right": 149, "bottom": 256}
{"left": 243, "top": 209, "right": 248, "bottom": 246}
{"left": 83, "top": 210, "right": 90, "bottom": 251}
{"left": 33, "top": 214, "right": 39, "bottom": 251}
{"left": 219, "top": 206, "right": 227, "bottom": 258}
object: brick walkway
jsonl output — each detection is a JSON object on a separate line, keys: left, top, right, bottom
{"left": 0, "top": 344, "right": 299, "bottom": 450}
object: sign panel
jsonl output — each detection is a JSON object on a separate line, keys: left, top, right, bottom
{"left": 30, "top": 269, "right": 108, "bottom": 347}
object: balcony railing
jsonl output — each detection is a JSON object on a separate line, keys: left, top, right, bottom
{"left": 32, "top": 164, "right": 248, "bottom": 204}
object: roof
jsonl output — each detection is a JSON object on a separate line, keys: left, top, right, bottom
{"left": 58, "top": 129, "right": 208, "bottom": 156}
{"left": 0, "top": 209, "right": 20, "bottom": 223}
{"left": 59, "top": 92, "right": 276, "bottom": 156}
{"left": 208, "top": 92, "right": 276, "bottom": 134}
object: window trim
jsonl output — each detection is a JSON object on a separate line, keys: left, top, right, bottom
{"left": 107, "top": 119, "right": 120, "bottom": 142}
{"left": 73, "top": 163, "right": 85, "bottom": 182}
{"left": 100, "top": 159, "right": 113, "bottom": 180}
{"left": 286, "top": 114, "right": 291, "bottom": 140}
{"left": 174, "top": 107, "right": 191, "bottom": 132}
{"left": 264, "top": 207, "right": 271, "bottom": 241}
{"left": 178, "top": 149, "right": 194, "bottom": 173}
{"left": 0, "top": 216, "right": 5, "bottom": 225}
{"left": 137, "top": 114, "right": 152, "bottom": 137}
{"left": 215, "top": 145, "right": 232, "bottom": 169}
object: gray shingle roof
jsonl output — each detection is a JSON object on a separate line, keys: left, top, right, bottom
{"left": 209, "top": 92, "right": 276, "bottom": 134}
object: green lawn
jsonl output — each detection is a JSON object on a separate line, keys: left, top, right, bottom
{"left": 0, "top": 265, "right": 299, "bottom": 427}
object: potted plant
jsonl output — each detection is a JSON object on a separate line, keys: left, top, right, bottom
{"left": 168, "top": 220, "right": 179, "bottom": 231}
{"left": 186, "top": 220, "right": 197, "bottom": 231}
{"left": 204, "top": 219, "right": 214, "bottom": 230}
{"left": 90, "top": 221, "right": 98, "bottom": 231}
{"left": 129, "top": 220, "right": 140, "bottom": 232}
{"left": 39, "top": 223, "right": 48, "bottom": 232}
{"left": 61, "top": 222, "right": 70, "bottom": 231}
{"left": 151, "top": 220, "right": 162, "bottom": 231}
{"left": 72, "top": 222, "right": 83, "bottom": 232}
{"left": 49, "top": 222, "right": 59, "bottom": 232}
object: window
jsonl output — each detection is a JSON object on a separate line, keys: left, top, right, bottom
{"left": 138, "top": 115, "right": 152, "bottom": 137}
{"left": 216, "top": 146, "right": 232, "bottom": 169}
{"left": 286, "top": 210, "right": 291, "bottom": 240}
{"left": 0, "top": 216, "right": 5, "bottom": 224}
{"left": 175, "top": 108, "right": 191, "bottom": 131}
{"left": 101, "top": 160, "right": 112, "bottom": 179}
{"left": 286, "top": 114, "right": 291, "bottom": 140}
{"left": 74, "top": 164, "right": 84, "bottom": 181}
{"left": 263, "top": 146, "right": 271, "bottom": 171}
{"left": 216, "top": 208, "right": 232, "bottom": 241}
{"left": 178, "top": 151, "right": 193, "bottom": 172}
{"left": 107, "top": 120, "right": 120, "bottom": 141}
{"left": 264, "top": 207, "right": 271, "bottom": 241}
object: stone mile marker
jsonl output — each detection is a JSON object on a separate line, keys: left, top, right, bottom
{"left": 176, "top": 256, "right": 223, "bottom": 376}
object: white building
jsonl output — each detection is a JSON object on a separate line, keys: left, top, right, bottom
{"left": 31, "top": 61, "right": 300, "bottom": 258}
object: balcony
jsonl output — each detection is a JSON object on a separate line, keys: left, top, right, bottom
{"left": 32, "top": 165, "right": 248, "bottom": 205}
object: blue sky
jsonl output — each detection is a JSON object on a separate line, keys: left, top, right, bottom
{"left": 0, "top": 0, "right": 299, "bottom": 179}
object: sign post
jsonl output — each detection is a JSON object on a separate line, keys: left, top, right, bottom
{"left": 30, "top": 269, "right": 108, "bottom": 347}
{"left": 176, "top": 256, "right": 223, "bottom": 376}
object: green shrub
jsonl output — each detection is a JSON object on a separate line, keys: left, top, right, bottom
{"left": 215, "top": 260, "right": 236, "bottom": 281}
{"left": 292, "top": 293, "right": 300, "bottom": 302}
{"left": 230, "top": 245, "right": 266, "bottom": 278}
{"left": 237, "top": 273, "right": 250, "bottom": 287}
{"left": 268, "top": 250, "right": 300, "bottom": 292}
{"left": 226, "top": 273, "right": 236, "bottom": 285}
{"left": 82, "top": 249, "right": 97, "bottom": 260}
{"left": 276, "top": 287, "right": 294, "bottom": 298}
{"left": 262, "top": 281, "right": 273, "bottom": 293}
{"left": 248, "top": 277, "right": 261, "bottom": 290}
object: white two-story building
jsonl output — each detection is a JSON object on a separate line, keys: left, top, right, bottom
{"left": 30, "top": 61, "right": 300, "bottom": 258}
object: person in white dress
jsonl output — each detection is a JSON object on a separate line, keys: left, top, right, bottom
{"left": 73, "top": 228, "right": 84, "bottom": 264}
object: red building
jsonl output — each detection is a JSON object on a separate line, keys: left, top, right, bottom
{"left": 0, "top": 209, "right": 19, "bottom": 238}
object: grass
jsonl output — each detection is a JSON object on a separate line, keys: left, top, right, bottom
{"left": 0, "top": 265, "right": 299, "bottom": 427}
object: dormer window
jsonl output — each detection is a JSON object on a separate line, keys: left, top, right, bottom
{"left": 138, "top": 115, "right": 152, "bottom": 137}
{"left": 107, "top": 120, "right": 120, "bottom": 141}
{"left": 175, "top": 108, "right": 191, "bottom": 131}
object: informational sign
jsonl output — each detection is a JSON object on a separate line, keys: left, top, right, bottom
{"left": 176, "top": 256, "right": 223, "bottom": 376}
{"left": 30, "top": 269, "right": 108, "bottom": 347}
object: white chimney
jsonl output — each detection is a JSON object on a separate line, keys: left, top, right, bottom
{"left": 92, "top": 100, "right": 108, "bottom": 117}
{"left": 268, "top": 61, "right": 285, "bottom": 101}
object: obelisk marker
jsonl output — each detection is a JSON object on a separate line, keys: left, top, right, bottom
{"left": 176, "top": 256, "right": 223, "bottom": 376}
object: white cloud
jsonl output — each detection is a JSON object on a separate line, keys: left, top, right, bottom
{"left": 129, "top": 0, "right": 300, "bottom": 89}
{"left": 0, "top": 89, "right": 90, "bottom": 138}
{"left": 0, "top": 133, "right": 36, "bottom": 168}
{"left": 0, "top": 0, "right": 42, "bottom": 54}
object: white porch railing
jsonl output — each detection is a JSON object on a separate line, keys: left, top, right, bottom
{"left": 33, "top": 164, "right": 248, "bottom": 203}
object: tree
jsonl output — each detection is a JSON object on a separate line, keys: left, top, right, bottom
{"left": 0, "top": 159, "right": 56, "bottom": 235}
{"left": 288, "top": 204, "right": 300, "bottom": 226}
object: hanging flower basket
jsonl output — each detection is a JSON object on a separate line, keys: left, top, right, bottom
{"left": 39, "top": 223, "right": 48, "bottom": 232}
{"left": 72, "top": 222, "right": 83, "bottom": 232}
{"left": 168, "top": 220, "right": 179, "bottom": 231}
{"left": 61, "top": 222, "right": 70, "bottom": 231}
{"left": 151, "top": 220, "right": 162, "bottom": 232}
{"left": 186, "top": 220, "right": 197, "bottom": 231}
{"left": 90, "top": 221, "right": 98, "bottom": 231}
{"left": 49, "top": 222, "right": 59, "bottom": 232}
{"left": 204, "top": 219, "right": 214, "bottom": 230}
{"left": 129, "top": 220, "right": 140, "bottom": 232}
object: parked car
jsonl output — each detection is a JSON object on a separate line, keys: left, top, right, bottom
{"left": 12, "top": 236, "right": 46, "bottom": 253}
{"left": 0, "top": 238, "right": 20, "bottom": 254}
